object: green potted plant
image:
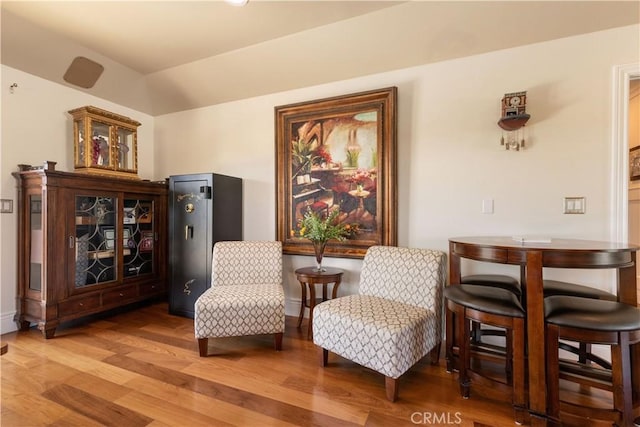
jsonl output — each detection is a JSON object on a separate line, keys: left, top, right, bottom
{"left": 296, "top": 208, "right": 356, "bottom": 271}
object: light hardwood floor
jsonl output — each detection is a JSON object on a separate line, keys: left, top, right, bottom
{"left": 0, "top": 302, "right": 607, "bottom": 426}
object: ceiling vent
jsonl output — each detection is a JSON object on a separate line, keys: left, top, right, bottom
{"left": 63, "top": 56, "right": 104, "bottom": 89}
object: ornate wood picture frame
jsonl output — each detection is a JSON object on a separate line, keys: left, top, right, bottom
{"left": 275, "top": 87, "right": 397, "bottom": 259}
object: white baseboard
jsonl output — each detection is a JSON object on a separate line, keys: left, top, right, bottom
{"left": 1, "top": 310, "right": 18, "bottom": 335}
{"left": 285, "top": 296, "right": 305, "bottom": 318}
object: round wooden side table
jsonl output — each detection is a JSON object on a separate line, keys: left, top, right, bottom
{"left": 294, "top": 266, "right": 344, "bottom": 339}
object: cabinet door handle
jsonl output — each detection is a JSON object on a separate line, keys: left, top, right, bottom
{"left": 185, "top": 225, "right": 193, "bottom": 240}
{"left": 69, "top": 236, "right": 75, "bottom": 248}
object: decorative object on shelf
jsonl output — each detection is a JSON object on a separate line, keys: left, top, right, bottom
{"left": 295, "top": 208, "right": 352, "bottom": 271}
{"left": 123, "top": 207, "right": 136, "bottom": 224}
{"left": 276, "top": 87, "right": 397, "bottom": 260}
{"left": 140, "top": 231, "right": 154, "bottom": 252}
{"left": 498, "top": 91, "right": 530, "bottom": 151}
{"left": 68, "top": 106, "right": 141, "bottom": 179}
{"left": 137, "top": 202, "right": 153, "bottom": 223}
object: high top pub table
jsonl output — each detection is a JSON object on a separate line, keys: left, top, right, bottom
{"left": 448, "top": 236, "right": 639, "bottom": 426}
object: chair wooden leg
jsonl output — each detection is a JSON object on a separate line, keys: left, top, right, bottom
{"left": 505, "top": 327, "right": 513, "bottom": 383}
{"left": 470, "top": 321, "right": 482, "bottom": 343}
{"left": 319, "top": 347, "right": 328, "bottom": 366}
{"left": 613, "top": 333, "right": 633, "bottom": 426}
{"left": 578, "top": 342, "right": 591, "bottom": 364}
{"left": 545, "top": 324, "right": 561, "bottom": 424}
{"left": 512, "top": 317, "right": 526, "bottom": 425}
{"left": 454, "top": 305, "right": 471, "bottom": 399}
{"left": 445, "top": 304, "right": 456, "bottom": 373}
{"left": 274, "top": 332, "right": 283, "bottom": 351}
{"left": 198, "top": 338, "right": 209, "bottom": 357}
{"left": 429, "top": 342, "right": 441, "bottom": 365}
{"left": 385, "top": 376, "right": 398, "bottom": 402}
{"left": 458, "top": 306, "right": 471, "bottom": 398}
{"left": 633, "top": 343, "right": 640, "bottom": 410}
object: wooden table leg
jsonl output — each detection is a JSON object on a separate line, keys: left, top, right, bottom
{"left": 526, "top": 251, "right": 548, "bottom": 423}
{"left": 308, "top": 282, "right": 317, "bottom": 339}
{"left": 297, "top": 281, "right": 307, "bottom": 328}
{"left": 331, "top": 278, "right": 341, "bottom": 299}
{"left": 446, "top": 244, "right": 461, "bottom": 373}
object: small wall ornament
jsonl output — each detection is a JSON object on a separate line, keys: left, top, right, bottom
{"left": 498, "top": 91, "right": 530, "bottom": 151}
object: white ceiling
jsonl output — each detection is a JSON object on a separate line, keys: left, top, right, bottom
{"left": 2, "top": 1, "right": 639, "bottom": 116}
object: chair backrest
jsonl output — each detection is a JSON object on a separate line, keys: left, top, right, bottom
{"left": 212, "top": 241, "right": 283, "bottom": 287}
{"left": 359, "top": 245, "right": 447, "bottom": 312}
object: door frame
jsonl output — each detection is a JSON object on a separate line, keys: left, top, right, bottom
{"left": 611, "top": 62, "right": 640, "bottom": 243}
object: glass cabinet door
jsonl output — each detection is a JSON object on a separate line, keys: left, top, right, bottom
{"left": 74, "top": 195, "right": 118, "bottom": 287}
{"left": 115, "top": 128, "right": 137, "bottom": 173}
{"left": 29, "top": 195, "right": 43, "bottom": 291}
{"left": 123, "top": 198, "right": 155, "bottom": 277}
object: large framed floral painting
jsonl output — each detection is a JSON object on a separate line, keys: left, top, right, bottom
{"left": 275, "top": 87, "right": 397, "bottom": 259}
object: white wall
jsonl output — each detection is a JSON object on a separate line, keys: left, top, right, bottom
{"left": 154, "top": 25, "right": 640, "bottom": 315}
{"left": 1, "top": 25, "right": 638, "bottom": 331}
{"left": 0, "top": 66, "right": 156, "bottom": 332}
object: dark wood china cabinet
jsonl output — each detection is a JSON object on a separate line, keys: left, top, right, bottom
{"left": 13, "top": 162, "right": 168, "bottom": 338}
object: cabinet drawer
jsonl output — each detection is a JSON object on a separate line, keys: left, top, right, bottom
{"left": 140, "top": 282, "right": 164, "bottom": 296}
{"left": 59, "top": 295, "right": 101, "bottom": 316}
{"left": 102, "top": 286, "right": 137, "bottom": 306}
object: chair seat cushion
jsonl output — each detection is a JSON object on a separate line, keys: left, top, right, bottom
{"left": 544, "top": 296, "right": 640, "bottom": 332}
{"left": 194, "top": 284, "right": 285, "bottom": 339}
{"left": 461, "top": 274, "right": 521, "bottom": 297}
{"left": 542, "top": 280, "right": 615, "bottom": 300}
{"left": 313, "top": 294, "right": 440, "bottom": 379}
{"left": 444, "top": 285, "right": 525, "bottom": 318}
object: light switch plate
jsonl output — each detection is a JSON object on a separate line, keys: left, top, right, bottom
{"left": 564, "top": 197, "right": 585, "bottom": 214}
{"left": 0, "top": 199, "right": 13, "bottom": 213}
{"left": 482, "top": 199, "right": 494, "bottom": 214}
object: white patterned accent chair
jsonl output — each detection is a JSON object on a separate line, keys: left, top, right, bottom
{"left": 194, "top": 241, "right": 285, "bottom": 356}
{"left": 312, "top": 245, "right": 448, "bottom": 401}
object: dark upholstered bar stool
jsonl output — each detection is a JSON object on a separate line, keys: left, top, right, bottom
{"left": 444, "top": 285, "right": 527, "bottom": 425}
{"left": 461, "top": 275, "right": 521, "bottom": 344}
{"left": 461, "top": 274, "right": 616, "bottom": 302}
{"left": 461, "top": 275, "right": 615, "bottom": 353}
{"left": 545, "top": 296, "right": 640, "bottom": 426}
{"left": 462, "top": 274, "right": 522, "bottom": 296}
{"left": 542, "top": 279, "right": 616, "bottom": 300}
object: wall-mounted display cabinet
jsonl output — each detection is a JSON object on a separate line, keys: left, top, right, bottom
{"left": 13, "top": 162, "right": 168, "bottom": 338}
{"left": 68, "top": 105, "right": 141, "bottom": 179}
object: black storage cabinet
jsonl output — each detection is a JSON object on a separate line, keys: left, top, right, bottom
{"left": 168, "top": 173, "right": 242, "bottom": 318}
